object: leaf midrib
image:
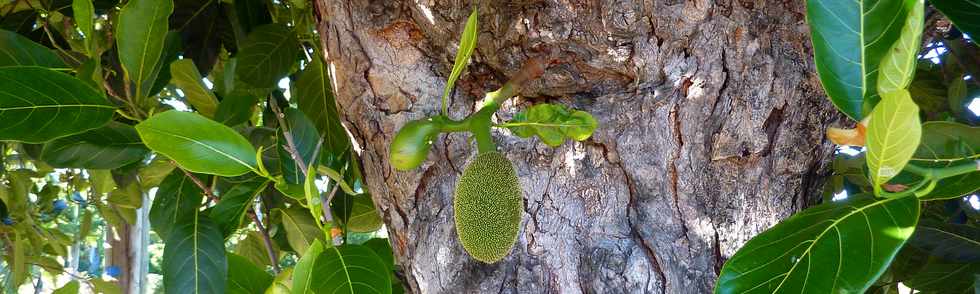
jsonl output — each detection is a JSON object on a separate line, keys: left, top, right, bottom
{"left": 139, "top": 124, "right": 255, "bottom": 174}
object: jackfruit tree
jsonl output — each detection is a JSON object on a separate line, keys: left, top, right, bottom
{"left": 0, "top": 0, "right": 978, "bottom": 293}
{"left": 318, "top": 0, "right": 980, "bottom": 293}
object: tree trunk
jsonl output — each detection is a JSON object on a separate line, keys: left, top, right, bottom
{"left": 316, "top": 1, "right": 842, "bottom": 293}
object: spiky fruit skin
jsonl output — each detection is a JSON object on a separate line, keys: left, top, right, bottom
{"left": 453, "top": 151, "right": 523, "bottom": 263}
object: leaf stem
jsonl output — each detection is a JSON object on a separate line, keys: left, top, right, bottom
{"left": 246, "top": 210, "right": 281, "bottom": 273}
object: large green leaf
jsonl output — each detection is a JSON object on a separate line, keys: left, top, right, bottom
{"left": 909, "top": 220, "right": 980, "bottom": 262}
{"left": 876, "top": 0, "right": 923, "bottom": 94}
{"left": 136, "top": 111, "right": 258, "bottom": 177}
{"left": 40, "top": 121, "right": 149, "bottom": 169}
{"left": 149, "top": 171, "right": 206, "bottom": 239}
{"left": 0, "top": 66, "right": 115, "bottom": 143}
{"left": 53, "top": 280, "right": 80, "bottom": 294}
{"left": 293, "top": 57, "right": 350, "bottom": 159}
{"left": 209, "top": 178, "right": 268, "bottom": 237}
{"left": 282, "top": 206, "right": 325, "bottom": 255}
{"left": 235, "top": 24, "right": 301, "bottom": 88}
{"left": 0, "top": 29, "right": 66, "bottom": 67}
{"left": 866, "top": 89, "right": 921, "bottom": 195}
{"left": 363, "top": 238, "right": 395, "bottom": 272}
{"left": 291, "top": 239, "right": 326, "bottom": 294}
{"left": 331, "top": 193, "right": 383, "bottom": 233}
{"left": 715, "top": 195, "right": 920, "bottom": 293}
{"left": 930, "top": 0, "right": 980, "bottom": 39}
{"left": 439, "top": 9, "right": 478, "bottom": 114}
{"left": 292, "top": 243, "right": 392, "bottom": 294}
{"left": 910, "top": 122, "right": 980, "bottom": 200}
{"left": 227, "top": 253, "right": 273, "bottom": 294}
{"left": 116, "top": 0, "right": 174, "bottom": 100}
{"left": 806, "top": 0, "right": 915, "bottom": 119}
{"left": 170, "top": 0, "right": 235, "bottom": 75}
{"left": 214, "top": 94, "right": 259, "bottom": 126}
{"left": 72, "top": 0, "right": 95, "bottom": 54}
{"left": 162, "top": 212, "right": 227, "bottom": 294}
{"left": 171, "top": 59, "right": 219, "bottom": 117}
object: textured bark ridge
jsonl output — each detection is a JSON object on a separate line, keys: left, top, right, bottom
{"left": 316, "top": 1, "right": 841, "bottom": 293}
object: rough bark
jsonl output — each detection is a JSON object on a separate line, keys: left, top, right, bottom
{"left": 316, "top": 1, "right": 842, "bottom": 293}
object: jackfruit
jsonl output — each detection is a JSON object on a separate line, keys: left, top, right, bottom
{"left": 453, "top": 151, "right": 523, "bottom": 263}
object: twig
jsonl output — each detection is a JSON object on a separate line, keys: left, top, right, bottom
{"left": 246, "top": 210, "right": 281, "bottom": 273}
{"left": 178, "top": 168, "right": 219, "bottom": 203}
{"left": 268, "top": 97, "right": 310, "bottom": 176}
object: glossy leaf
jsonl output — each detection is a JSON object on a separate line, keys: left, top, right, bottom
{"left": 282, "top": 206, "right": 326, "bottom": 255}
{"left": 331, "top": 193, "right": 383, "bottom": 233}
{"left": 0, "top": 67, "right": 114, "bottom": 143}
{"left": 292, "top": 244, "right": 391, "bottom": 294}
{"left": 363, "top": 238, "right": 395, "bottom": 271}
{"left": 53, "top": 280, "right": 80, "bottom": 294}
{"left": 293, "top": 56, "right": 350, "bottom": 157}
{"left": 149, "top": 171, "right": 206, "bottom": 239}
{"left": 0, "top": 29, "right": 65, "bottom": 67}
{"left": 910, "top": 122, "right": 980, "bottom": 200}
{"left": 40, "top": 121, "right": 150, "bottom": 169}
{"left": 715, "top": 195, "right": 920, "bottom": 293}
{"left": 440, "top": 9, "right": 478, "bottom": 114}
{"left": 291, "top": 239, "right": 326, "bottom": 294}
{"left": 866, "top": 90, "right": 921, "bottom": 195}
{"left": 163, "top": 213, "right": 227, "bottom": 294}
{"left": 504, "top": 103, "right": 598, "bottom": 147}
{"left": 930, "top": 0, "right": 980, "bottom": 39}
{"left": 806, "top": 0, "right": 914, "bottom": 119}
{"left": 72, "top": 0, "right": 95, "bottom": 54}
{"left": 116, "top": 0, "right": 174, "bottom": 99}
{"left": 209, "top": 178, "right": 268, "bottom": 237}
{"left": 235, "top": 24, "right": 301, "bottom": 88}
{"left": 171, "top": 59, "right": 219, "bottom": 117}
{"left": 139, "top": 157, "right": 177, "bottom": 190}
{"left": 909, "top": 220, "right": 980, "bottom": 262}
{"left": 136, "top": 111, "right": 259, "bottom": 177}
{"left": 227, "top": 253, "right": 274, "bottom": 294}
{"left": 876, "top": 0, "right": 923, "bottom": 94}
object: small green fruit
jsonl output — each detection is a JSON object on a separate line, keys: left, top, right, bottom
{"left": 454, "top": 151, "right": 523, "bottom": 263}
{"left": 389, "top": 119, "right": 440, "bottom": 171}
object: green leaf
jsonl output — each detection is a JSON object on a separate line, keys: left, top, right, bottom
{"left": 0, "top": 66, "right": 114, "bottom": 143}
{"left": 331, "top": 193, "right": 383, "bottom": 233}
{"left": 90, "top": 278, "right": 123, "bottom": 294}
{"left": 0, "top": 29, "right": 66, "bottom": 67}
{"left": 163, "top": 212, "right": 227, "bottom": 294}
{"left": 107, "top": 181, "right": 143, "bottom": 209}
{"left": 215, "top": 94, "right": 259, "bottom": 126}
{"left": 40, "top": 121, "right": 150, "bottom": 169}
{"left": 440, "top": 9, "right": 478, "bottom": 114}
{"left": 171, "top": 59, "right": 219, "bottom": 117}
{"left": 278, "top": 108, "right": 320, "bottom": 185}
{"left": 227, "top": 253, "right": 274, "bottom": 294}
{"left": 136, "top": 111, "right": 259, "bottom": 177}
{"left": 147, "top": 31, "right": 185, "bottom": 99}
{"left": 233, "top": 0, "right": 272, "bottom": 34}
{"left": 715, "top": 195, "right": 920, "bottom": 294}
{"left": 139, "top": 157, "right": 177, "bottom": 190}
{"left": 116, "top": 0, "right": 174, "bottom": 100}
{"left": 503, "top": 103, "right": 598, "bottom": 147}
{"left": 910, "top": 121, "right": 979, "bottom": 200}
{"left": 304, "top": 162, "right": 322, "bottom": 228}
{"left": 282, "top": 206, "right": 326, "bottom": 255}
{"left": 209, "top": 178, "right": 268, "bottom": 237}
{"left": 53, "top": 280, "right": 80, "bottom": 294}
{"left": 235, "top": 24, "right": 301, "bottom": 88}
{"left": 908, "top": 220, "right": 980, "bottom": 262}
{"left": 72, "top": 0, "right": 95, "bottom": 54}
{"left": 363, "top": 238, "right": 395, "bottom": 272}
{"left": 876, "top": 0, "right": 923, "bottom": 94}
{"left": 866, "top": 89, "right": 921, "bottom": 195}
{"left": 266, "top": 268, "right": 293, "bottom": 294}
{"left": 806, "top": 0, "right": 915, "bottom": 120}
{"left": 293, "top": 56, "right": 350, "bottom": 158}
{"left": 292, "top": 244, "right": 392, "bottom": 294}
{"left": 235, "top": 230, "right": 276, "bottom": 268}
{"left": 170, "top": 0, "right": 236, "bottom": 75}
{"left": 904, "top": 259, "right": 979, "bottom": 293}
{"left": 149, "top": 171, "right": 206, "bottom": 239}
{"left": 930, "top": 0, "right": 980, "bottom": 39}
{"left": 291, "top": 239, "right": 326, "bottom": 294}
{"left": 7, "top": 234, "right": 28, "bottom": 289}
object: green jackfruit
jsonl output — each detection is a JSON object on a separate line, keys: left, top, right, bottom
{"left": 453, "top": 151, "right": 523, "bottom": 263}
